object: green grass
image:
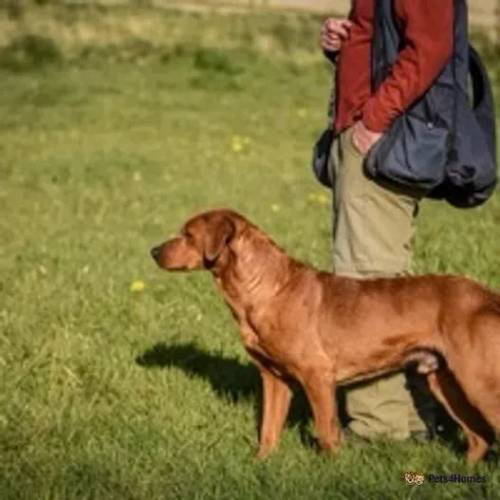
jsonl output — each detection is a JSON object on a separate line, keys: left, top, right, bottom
{"left": 0, "top": 5, "right": 499, "bottom": 500}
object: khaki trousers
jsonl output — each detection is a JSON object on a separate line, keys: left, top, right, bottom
{"left": 330, "top": 127, "right": 426, "bottom": 439}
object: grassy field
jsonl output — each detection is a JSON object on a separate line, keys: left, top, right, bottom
{"left": 0, "top": 5, "right": 499, "bottom": 500}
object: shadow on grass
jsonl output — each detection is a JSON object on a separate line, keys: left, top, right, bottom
{"left": 136, "top": 341, "right": 314, "bottom": 442}
{"left": 136, "top": 342, "right": 259, "bottom": 402}
{"left": 135, "top": 342, "right": 500, "bottom": 462}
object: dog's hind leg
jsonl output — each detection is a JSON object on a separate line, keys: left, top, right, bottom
{"left": 426, "top": 368, "right": 495, "bottom": 464}
{"left": 457, "top": 309, "right": 500, "bottom": 433}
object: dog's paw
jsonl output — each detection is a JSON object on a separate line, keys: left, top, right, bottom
{"left": 317, "top": 441, "right": 341, "bottom": 457}
{"left": 255, "top": 447, "right": 273, "bottom": 461}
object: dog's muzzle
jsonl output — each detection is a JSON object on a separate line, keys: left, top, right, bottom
{"left": 150, "top": 246, "right": 162, "bottom": 262}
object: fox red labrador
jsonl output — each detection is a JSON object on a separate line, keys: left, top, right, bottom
{"left": 151, "top": 209, "right": 500, "bottom": 463}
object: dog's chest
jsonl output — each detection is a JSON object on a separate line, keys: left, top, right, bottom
{"left": 233, "top": 310, "right": 277, "bottom": 361}
{"left": 239, "top": 323, "right": 290, "bottom": 377}
{"left": 239, "top": 324, "right": 260, "bottom": 350}
{"left": 215, "top": 278, "right": 288, "bottom": 362}
{"left": 238, "top": 315, "right": 292, "bottom": 369}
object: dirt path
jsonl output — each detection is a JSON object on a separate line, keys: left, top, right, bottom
{"left": 160, "top": 0, "right": 499, "bottom": 31}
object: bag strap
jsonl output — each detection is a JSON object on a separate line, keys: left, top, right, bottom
{"left": 468, "top": 44, "right": 497, "bottom": 161}
{"left": 447, "top": 2, "right": 460, "bottom": 162}
{"left": 371, "top": 0, "right": 399, "bottom": 91}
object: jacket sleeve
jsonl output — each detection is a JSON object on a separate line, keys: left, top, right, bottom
{"left": 362, "top": 0, "right": 454, "bottom": 133}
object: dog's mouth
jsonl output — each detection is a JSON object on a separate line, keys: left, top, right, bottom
{"left": 150, "top": 245, "right": 199, "bottom": 272}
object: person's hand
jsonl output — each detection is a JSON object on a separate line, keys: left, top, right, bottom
{"left": 352, "top": 121, "right": 383, "bottom": 155}
{"left": 320, "top": 18, "right": 353, "bottom": 53}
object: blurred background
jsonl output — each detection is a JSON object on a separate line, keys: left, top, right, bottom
{"left": 0, "top": 1, "right": 499, "bottom": 499}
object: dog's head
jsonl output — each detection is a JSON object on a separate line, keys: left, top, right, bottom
{"left": 151, "top": 209, "right": 242, "bottom": 272}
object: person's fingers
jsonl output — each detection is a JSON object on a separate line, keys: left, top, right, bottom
{"left": 325, "top": 19, "right": 353, "bottom": 39}
{"left": 320, "top": 32, "right": 341, "bottom": 51}
{"left": 352, "top": 122, "right": 383, "bottom": 154}
{"left": 352, "top": 133, "right": 364, "bottom": 152}
{"left": 338, "top": 19, "right": 354, "bottom": 30}
{"left": 320, "top": 18, "right": 352, "bottom": 52}
{"left": 323, "top": 32, "right": 340, "bottom": 44}
{"left": 331, "top": 25, "right": 349, "bottom": 39}
{"left": 322, "top": 28, "right": 341, "bottom": 42}
{"left": 324, "top": 42, "right": 341, "bottom": 51}
{"left": 321, "top": 39, "right": 341, "bottom": 52}
{"left": 352, "top": 123, "right": 369, "bottom": 154}
{"left": 320, "top": 28, "right": 338, "bottom": 42}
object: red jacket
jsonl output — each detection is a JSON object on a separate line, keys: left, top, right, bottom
{"left": 334, "top": 0, "right": 454, "bottom": 134}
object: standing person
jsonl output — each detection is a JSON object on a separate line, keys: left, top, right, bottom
{"left": 319, "top": 0, "right": 454, "bottom": 441}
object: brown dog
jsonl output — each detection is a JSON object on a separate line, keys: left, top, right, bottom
{"left": 151, "top": 209, "right": 500, "bottom": 463}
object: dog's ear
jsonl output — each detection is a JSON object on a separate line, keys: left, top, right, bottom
{"left": 204, "top": 216, "right": 235, "bottom": 264}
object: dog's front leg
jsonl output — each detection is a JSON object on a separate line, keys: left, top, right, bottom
{"left": 302, "top": 369, "right": 340, "bottom": 453}
{"left": 256, "top": 368, "right": 293, "bottom": 459}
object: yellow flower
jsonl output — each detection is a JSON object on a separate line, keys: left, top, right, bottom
{"left": 231, "top": 135, "right": 251, "bottom": 153}
{"left": 231, "top": 135, "right": 244, "bottom": 153}
{"left": 270, "top": 204, "right": 281, "bottom": 213}
{"left": 308, "top": 192, "right": 330, "bottom": 205}
{"left": 297, "top": 108, "right": 307, "bottom": 118}
{"left": 130, "top": 280, "right": 146, "bottom": 292}
{"left": 316, "top": 193, "right": 329, "bottom": 205}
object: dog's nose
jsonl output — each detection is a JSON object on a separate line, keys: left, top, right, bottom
{"left": 150, "top": 246, "right": 162, "bottom": 261}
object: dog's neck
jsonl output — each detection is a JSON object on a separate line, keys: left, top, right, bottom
{"left": 212, "top": 226, "right": 297, "bottom": 308}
